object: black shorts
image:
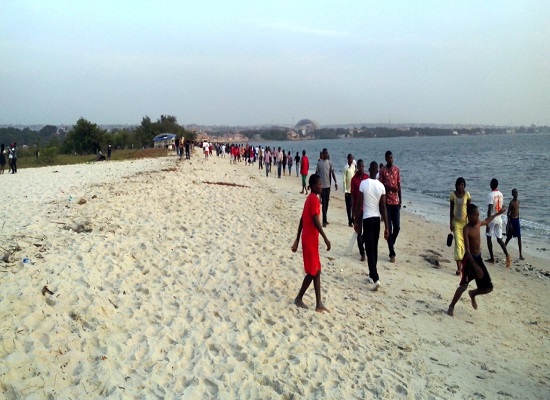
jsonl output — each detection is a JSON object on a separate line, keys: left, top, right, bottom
{"left": 459, "top": 255, "right": 493, "bottom": 290}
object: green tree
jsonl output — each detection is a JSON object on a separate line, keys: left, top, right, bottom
{"left": 62, "top": 118, "right": 107, "bottom": 154}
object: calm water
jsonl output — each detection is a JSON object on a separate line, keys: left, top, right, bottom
{"left": 251, "top": 133, "right": 550, "bottom": 252}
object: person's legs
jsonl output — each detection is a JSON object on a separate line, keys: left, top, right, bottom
{"left": 313, "top": 272, "right": 328, "bottom": 312}
{"left": 12, "top": 159, "right": 16, "bottom": 173}
{"left": 386, "top": 205, "right": 400, "bottom": 260}
{"left": 518, "top": 237, "right": 523, "bottom": 259}
{"left": 295, "top": 274, "right": 314, "bottom": 308}
{"left": 468, "top": 288, "right": 493, "bottom": 310}
{"left": 277, "top": 162, "right": 282, "bottom": 178}
{"left": 363, "top": 217, "right": 380, "bottom": 283}
{"left": 321, "top": 188, "right": 330, "bottom": 225}
{"left": 345, "top": 193, "right": 353, "bottom": 226}
{"left": 356, "top": 222, "right": 365, "bottom": 261}
{"left": 447, "top": 284, "right": 468, "bottom": 316}
{"left": 453, "top": 221, "right": 466, "bottom": 274}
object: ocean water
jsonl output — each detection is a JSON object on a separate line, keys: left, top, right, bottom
{"left": 251, "top": 133, "right": 550, "bottom": 254}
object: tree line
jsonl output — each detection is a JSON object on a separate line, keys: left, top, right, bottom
{"left": 0, "top": 115, "right": 196, "bottom": 156}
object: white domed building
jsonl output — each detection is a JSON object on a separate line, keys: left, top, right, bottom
{"left": 294, "top": 119, "right": 319, "bottom": 136}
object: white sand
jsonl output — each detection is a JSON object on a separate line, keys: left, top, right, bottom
{"left": 0, "top": 153, "right": 548, "bottom": 399}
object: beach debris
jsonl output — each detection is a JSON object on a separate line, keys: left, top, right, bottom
{"left": 42, "top": 286, "right": 54, "bottom": 296}
{"left": 203, "top": 181, "right": 250, "bottom": 188}
{"left": 420, "top": 249, "right": 451, "bottom": 269}
{"left": 77, "top": 198, "right": 87, "bottom": 205}
{"left": 2, "top": 253, "right": 15, "bottom": 263}
{"left": 64, "top": 221, "right": 92, "bottom": 233}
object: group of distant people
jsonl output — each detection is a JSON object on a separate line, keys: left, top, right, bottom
{"left": 0, "top": 142, "right": 18, "bottom": 174}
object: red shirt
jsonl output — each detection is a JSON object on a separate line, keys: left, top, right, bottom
{"left": 379, "top": 165, "right": 401, "bottom": 205}
{"left": 351, "top": 172, "right": 369, "bottom": 211}
{"left": 301, "top": 193, "right": 321, "bottom": 275}
{"left": 300, "top": 155, "right": 309, "bottom": 176}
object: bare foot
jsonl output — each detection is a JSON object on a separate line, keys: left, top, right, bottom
{"left": 506, "top": 254, "right": 511, "bottom": 268}
{"left": 455, "top": 269, "right": 461, "bottom": 275}
{"left": 390, "top": 256, "right": 396, "bottom": 263}
{"left": 360, "top": 255, "right": 366, "bottom": 262}
{"left": 294, "top": 298, "right": 308, "bottom": 309}
{"left": 315, "top": 304, "right": 330, "bottom": 313}
{"left": 520, "top": 255, "right": 525, "bottom": 260}
{"left": 485, "top": 258, "right": 495, "bottom": 264}
{"left": 468, "top": 290, "right": 478, "bottom": 310}
{"left": 447, "top": 307, "right": 454, "bottom": 316}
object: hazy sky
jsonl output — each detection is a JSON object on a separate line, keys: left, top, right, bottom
{"left": 1, "top": 1, "right": 549, "bottom": 126}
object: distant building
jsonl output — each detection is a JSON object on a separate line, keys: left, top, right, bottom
{"left": 153, "top": 133, "right": 176, "bottom": 149}
{"left": 294, "top": 119, "right": 319, "bottom": 136}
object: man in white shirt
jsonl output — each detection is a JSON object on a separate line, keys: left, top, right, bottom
{"left": 354, "top": 161, "right": 389, "bottom": 291}
{"left": 486, "top": 178, "right": 511, "bottom": 267}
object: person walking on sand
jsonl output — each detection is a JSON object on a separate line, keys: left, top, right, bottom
{"left": 287, "top": 151, "right": 293, "bottom": 176}
{"left": 315, "top": 148, "right": 338, "bottom": 227}
{"left": 355, "top": 161, "right": 389, "bottom": 291}
{"left": 379, "top": 150, "right": 401, "bottom": 262}
{"left": 447, "top": 203, "right": 506, "bottom": 317}
{"left": 505, "top": 188, "right": 524, "bottom": 260}
{"left": 486, "top": 178, "right": 511, "bottom": 268}
{"left": 0, "top": 144, "right": 6, "bottom": 174}
{"left": 343, "top": 154, "right": 356, "bottom": 227}
{"left": 9, "top": 143, "right": 17, "bottom": 174}
{"left": 264, "top": 147, "right": 271, "bottom": 177}
{"left": 450, "top": 177, "right": 471, "bottom": 275}
{"left": 7, "top": 143, "right": 13, "bottom": 173}
{"left": 185, "top": 139, "right": 191, "bottom": 159}
{"left": 291, "top": 174, "right": 331, "bottom": 313}
{"left": 107, "top": 142, "right": 112, "bottom": 161}
{"left": 294, "top": 152, "right": 300, "bottom": 177}
{"left": 300, "top": 150, "right": 309, "bottom": 194}
{"left": 351, "top": 160, "right": 369, "bottom": 261}
{"left": 277, "top": 147, "right": 283, "bottom": 178}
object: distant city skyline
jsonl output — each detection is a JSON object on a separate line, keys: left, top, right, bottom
{"left": 1, "top": 1, "right": 549, "bottom": 126}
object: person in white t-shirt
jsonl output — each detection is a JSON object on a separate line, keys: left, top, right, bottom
{"left": 354, "top": 161, "right": 389, "bottom": 291}
{"left": 202, "top": 141, "right": 209, "bottom": 159}
{"left": 486, "top": 178, "right": 510, "bottom": 267}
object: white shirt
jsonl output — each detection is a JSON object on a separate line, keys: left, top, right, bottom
{"left": 487, "top": 190, "right": 504, "bottom": 224}
{"left": 359, "top": 178, "right": 386, "bottom": 219}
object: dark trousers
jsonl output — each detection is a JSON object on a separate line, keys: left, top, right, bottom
{"left": 345, "top": 193, "right": 353, "bottom": 225}
{"left": 277, "top": 162, "right": 282, "bottom": 178}
{"left": 11, "top": 158, "right": 17, "bottom": 173}
{"left": 363, "top": 217, "right": 381, "bottom": 282}
{"left": 386, "top": 204, "right": 400, "bottom": 258}
{"left": 356, "top": 222, "right": 365, "bottom": 257}
{"left": 321, "top": 188, "right": 331, "bottom": 224}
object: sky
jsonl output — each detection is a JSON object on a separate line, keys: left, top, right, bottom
{"left": 1, "top": 0, "right": 549, "bottom": 127}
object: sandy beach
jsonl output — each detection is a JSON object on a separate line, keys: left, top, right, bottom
{"left": 0, "top": 152, "right": 548, "bottom": 399}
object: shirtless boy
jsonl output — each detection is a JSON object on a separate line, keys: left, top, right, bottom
{"left": 447, "top": 203, "right": 506, "bottom": 317}
{"left": 505, "top": 189, "right": 524, "bottom": 260}
{"left": 291, "top": 174, "right": 331, "bottom": 313}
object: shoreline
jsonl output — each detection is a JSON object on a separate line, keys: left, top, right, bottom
{"left": 0, "top": 153, "right": 548, "bottom": 398}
